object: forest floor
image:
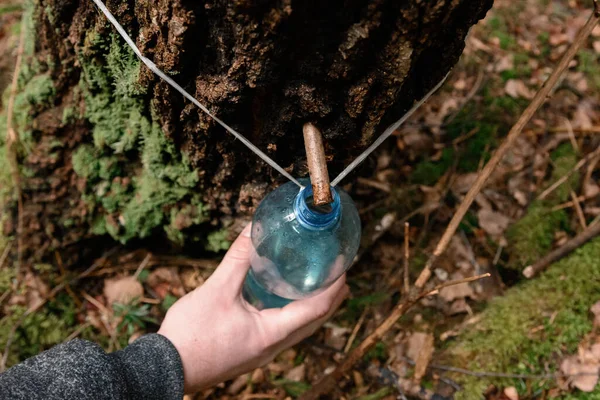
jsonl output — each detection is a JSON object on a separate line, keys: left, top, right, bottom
{"left": 2, "top": 0, "right": 600, "bottom": 399}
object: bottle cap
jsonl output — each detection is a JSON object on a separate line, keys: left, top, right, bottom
{"left": 294, "top": 184, "right": 341, "bottom": 229}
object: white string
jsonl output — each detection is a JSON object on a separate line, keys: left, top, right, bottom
{"left": 90, "top": 0, "right": 303, "bottom": 188}
{"left": 331, "top": 73, "right": 449, "bottom": 187}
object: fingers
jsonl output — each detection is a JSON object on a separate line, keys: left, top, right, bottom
{"left": 269, "top": 275, "right": 349, "bottom": 337}
{"left": 208, "top": 224, "right": 253, "bottom": 294}
{"left": 280, "top": 284, "right": 348, "bottom": 349}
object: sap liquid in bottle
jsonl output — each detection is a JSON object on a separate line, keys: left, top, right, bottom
{"left": 242, "top": 178, "right": 361, "bottom": 309}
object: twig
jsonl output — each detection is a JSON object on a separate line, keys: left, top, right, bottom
{"left": 571, "top": 191, "right": 587, "bottom": 229}
{"left": 528, "top": 126, "right": 600, "bottom": 135}
{"left": 133, "top": 252, "right": 152, "bottom": 280}
{"left": 0, "top": 242, "right": 13, "bottom": 269}
{"left": 413, "top": 11, "right": 599, "bottom": 291}
{"left": 241, "top": 394, "right": 279, "bottom": 400}
{"left": 445, "top": 68, "right": 485, "bottom": 126}
{"left": 303, "top": 123, "right": 332, "bottom": 205}
{"left": 344, "top": 308, "right": 367, "bottom": 353}
{"left": 563, "top": 118, "right": 579, "bottom": 154}
{"left": 298, "top": 274, "right": 490, "bottom": 400}
{"left": 397, "top": 355, "right": 599, "bottom": 380}
{"left": 6, "top": 14, "right": 26, "bottom": 281}
{"left": 538, "top": 147, "right": 600, "bottom": 200}
{"left": 432, "top": 363, "right": 598, "bottom": 380}
{"left": 357, "top": 177, "right": 391, "bottom": 193}
{"left": 523, "top": 222, "right": 600, "bottom": 278}
{"left": 551, "top": 193, "right": 599, "bottom": 211}
{"left": 403, "top": 222, "right": 410, "bottom": 295}
{"left": 64, "top": 322, "right": 92, "bottom": 342}
{"left": 0, "top": 247, "right": 118, "bottom": 371}
{"left": 90, "top": 255, "right": 219, "bottom": 276}
{"left": 55, "top": 252, "right": 82, "bottom": 308}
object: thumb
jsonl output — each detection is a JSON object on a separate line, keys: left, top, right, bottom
{"left": 208, "top": 224, "right": 253, "bottom": 295}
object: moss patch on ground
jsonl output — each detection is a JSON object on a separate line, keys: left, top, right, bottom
{"left": 0, "top": 293, "right": 77, "bottom": 366}
{"left": 74, "top": 34, "right": 208, "bottom": 244}
{"left": 506, "top": 144, "right": 579, "bottom": 269}
{"left": 446, "top": 237, "right": 600, "bottom": 400}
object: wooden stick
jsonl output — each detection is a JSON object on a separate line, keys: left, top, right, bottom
{"left": 523, "top": 222, "right": 600, "bottom": 278}
{"left": 403, "top": 222, "right": 410, "bottom": 295}
{"left": 571, "top": 191, "right": 587, "bottom": 229}
{"left": 303, "top": 123, "right": 333, "bottom": 205}
{"left": 413, "top": 11, "right": 599, "bottom": 291}
{"left": 298, "top": 274, "right": 490, "bottom": 400}
{"left": 300, "top": 10, "right": 599, "bottom": 400}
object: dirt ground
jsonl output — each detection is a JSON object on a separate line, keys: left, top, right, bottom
{"left": 1, "top": 0, "right": 600, "bottom": 399}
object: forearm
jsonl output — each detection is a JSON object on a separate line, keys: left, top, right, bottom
{"left": 0, "top": 334, "right": 184, "bottom": 400}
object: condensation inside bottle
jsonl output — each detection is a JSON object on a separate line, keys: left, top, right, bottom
{"left": 242, "top": 179, "right": 360, "bottom": 309}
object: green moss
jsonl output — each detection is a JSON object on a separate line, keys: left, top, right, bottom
{"left": 447, "top": 237, "right": 600, "bottom": 400}
{"left": 547, "top": 143, "right": 580, "bottom": 203}
{"left": 577, "top": 49, "right": 600, "bottom": 90}
{"left": 73, "top": 34, "right": 208, "bottom": 244}
{"left": 0, "top": 293, "right": 77, "bottom": 367}
{"left": 0, "top": 4, "right": 22, "bottom": 14}
{"left": 506, "top": 144, "right": 579, "bottom": 269}
{"left": 500, "top": 53, "right": 533, "bottom": 82}
{"left": 411, "top": 148, "right": 454, "bottom": 185}
{"left": 0, "top": 268, "right": 15, "bottom": 293}
{"left": 206, "top": 229, "right": 232, "bottom": 253}
{"left": 356, "top": 387, "right": 393, "bottom": 400}
{"left": 365, "top": 342, "right": 388, "bottom": 362}
{"left": 506, "top": 202, "right": 568, "bottom": 269}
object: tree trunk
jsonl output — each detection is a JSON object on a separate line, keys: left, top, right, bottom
{"left": 2, "top": 0, "right": 492, "bottom": 265}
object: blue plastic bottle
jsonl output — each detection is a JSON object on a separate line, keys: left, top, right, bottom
{"left": 242, "top": 178, "right": 361, "bottom": 309}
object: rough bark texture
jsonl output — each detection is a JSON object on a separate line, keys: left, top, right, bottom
{"left": 1, "top": 0, "right": 492, "bottom": 266}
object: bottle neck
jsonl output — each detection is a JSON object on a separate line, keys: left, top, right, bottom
{"left": 293, "top": 185, "right": 341, "bottom": 230}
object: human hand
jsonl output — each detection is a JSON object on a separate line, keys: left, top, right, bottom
{"left": 158, "top": 224, "right": 349, "bottom": 393}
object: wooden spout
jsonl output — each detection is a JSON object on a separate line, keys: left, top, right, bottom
{"left": 303, "top": 123, "right": 333, "bottom": 205}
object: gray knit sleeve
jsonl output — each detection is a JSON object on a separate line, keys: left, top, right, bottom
{"left": 0, "top": 333, "right": 184, "bottom": 400}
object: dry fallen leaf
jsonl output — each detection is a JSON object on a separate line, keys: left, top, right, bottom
{"left": 452, "top": 173, "right": 479, "bottom": 195}
{"left": 504, "top": 386, "right": 519, "bottom": 400}
{"left": 324, "top": 323, "right": 351, "bottom": 350}
{"left": 251, "top": 368, "right": 265, "bottom": 384}
{"left": 285, "top": 364, "right": 306, "bottom": 382}
{"left": 227, "top": 373, "right": 250, "bottom": 395}
{"left": 103, "top": 276, "right": 144, "bottom": 306}
{"left": 561, "top": 356, "right": 599, "bottom": 392}
{"left": 147, "top": 267, "right": 186, "bottom": 297}
{"left": 24, "top": 272, "right": 50, "bottom": 310}
{"left": 478, "top": 208, "right": 511, "bottom": 237}
{"left": 408, "top": 332, "right": 434, "bottom": 384}
{"left": 505, "top": 79, "right": 534, "bottom": 99}
{"left": 439, "top": 272, "right": 475, "bottom": 302}
{"left": 573, "top": 100, "right": 597, "bottom": 129}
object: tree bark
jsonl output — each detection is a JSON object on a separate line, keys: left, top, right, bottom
{"left": 2, "top": 0, "right": 492, "bottom": 265}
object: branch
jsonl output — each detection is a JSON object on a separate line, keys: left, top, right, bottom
{"left": 523, "top": 222, "right": 600, "bottom": 278}
{"left": 413, "top": 10, "right": 600, "bottom": 290}
{"left": 300, "top": 10, "right": 600, "bottom": 399}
